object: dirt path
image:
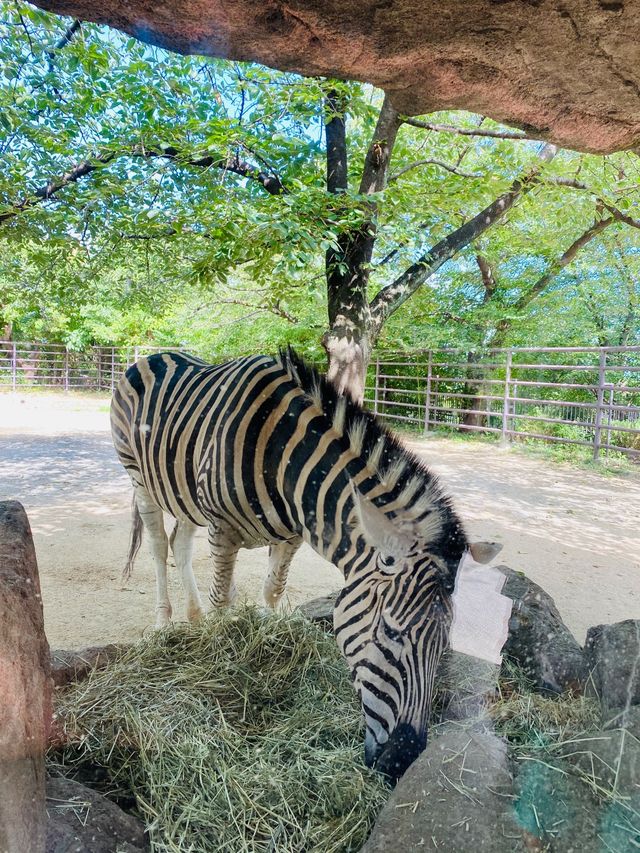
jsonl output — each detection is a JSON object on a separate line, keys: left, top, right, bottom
{"left": 1, "top": 391, "right": 638, "bottom": 649}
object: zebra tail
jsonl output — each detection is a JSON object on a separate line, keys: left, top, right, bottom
{"left": 123, "top": 494, "right": 143, "bottom": 581}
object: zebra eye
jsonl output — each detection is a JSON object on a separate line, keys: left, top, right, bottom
{"left": 379, "top": 554, "right": 396, "bottom": 568}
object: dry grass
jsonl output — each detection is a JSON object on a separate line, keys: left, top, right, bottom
{"left": 490, "top": 662, "right": 602, "bottom": 749}
{"left": 50, "top": 613, "right": 638, "bottom": 852}
{"left": 50, "top": 606, "right": 389, "bottom": 853}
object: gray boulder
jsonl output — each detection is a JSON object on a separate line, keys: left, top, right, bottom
{"left": 361, "top": 725, "right": 526, "bottom": 852}
{"left": 585, "top": 619, "right": 640, "bottom": 719}
{"left": 296, "top": 591, "right": 338, "bottom": 629}
{"left": 435, "top": 649, "right": 501, "bottom": 723}
{"left": 499, "top": 567, "right": 586, "bottom": 695}
{"left": 51, "top": 645, "right": 123, "bottom": 688}
{"left": 560, "top": 706, "right": 640, "bottom": 795}
{"left": 46, "top": 775, "right": 148, "bottom": 853}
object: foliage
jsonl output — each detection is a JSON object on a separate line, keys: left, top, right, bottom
{"left": 1, "top": 2, "right": 639, "bottom": 356}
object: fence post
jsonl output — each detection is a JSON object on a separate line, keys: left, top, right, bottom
{"left": 593, "top": 349, "right": 607, "bottom": 461}
{"left": 501, "top": 349, "right": 512, "bottom": 445}
{"left": 605, "top": 386, "right": 614, "bottom": 452}
{"left": 510, "top": 381, "right": 518, "bottom": 441}
{"left": 96, "top": 347, "right": 102, "bottom": 392}
{"left": 423, "top": 350, "right": 433, "bottom": 433}
{"left": 373, "top": 358, "right": 380, "bottom": 415}
{"left": 110, "top": 347, "right": 116, "bottom": 393}
{"left": 63, "top": 347, "right": 69, "bottom": 393}
{"left": 11, "top": 342, "right": 17, "bottom": 391}
{"left": 134, "top": 346, "right": 139, "bottom": 363}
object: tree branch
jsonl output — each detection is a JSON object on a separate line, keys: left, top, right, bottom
{"left": 388, "top": 158, "right": 482, "bottom": 182}
{"left": 45, "top": 18, "right": 81, "bottom": 69}
{"left": 358, "top": 95, "right": 403, "bottom": 196}
{"left": 601, "top": 202, "right": 640, "bottom": 231}
{"left": 401, "top": 117, "right": 535, "bottom": 141}
{"left": 134, "top": 145, "right": 286, "bottom": 194}
{"left": 0, "top": 151, "right": 117, "bottom": 223}
{"left": 325, "top": 89, "right": 348, "bottom": 195}
{"left": 0, "top": 143, "right": 285, "bottom": 225}
{"left": 488, "top": 216, "right": 616, "bottom": 347}
{"left": 215, "top": 297, "right": 298, "bottom": 323}
{"left": 542, "top": 177, "right": 640, "bottom": 230}
{"left": 476, "top": 254, "right": 497, "bottom": 301}
{"left": 513, "top": 217, "right": 615, "bottom": 312}
{"left": 369, "top": 144, "right": 557, "bottom": 329}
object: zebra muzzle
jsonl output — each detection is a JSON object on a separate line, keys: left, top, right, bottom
{"left": 368, "top": 723, "right": 427, "bottom": 782}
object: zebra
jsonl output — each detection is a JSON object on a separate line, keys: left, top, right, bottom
{"left": 110, "top": 349, "right": 499, "bottom": 780}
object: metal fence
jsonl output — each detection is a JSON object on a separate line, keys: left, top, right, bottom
{"left": 1, "top": 340, "right": 639, "bottom": 460}
{"left": 0, "top": 341, "right": 169, "bottom": 393}
{"left": 365, "top": 346, "right": 640, "bottom": 461}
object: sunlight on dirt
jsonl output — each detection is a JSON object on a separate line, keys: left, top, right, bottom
{"left": 1, "top": 391, "right": 638, "bottom": 649}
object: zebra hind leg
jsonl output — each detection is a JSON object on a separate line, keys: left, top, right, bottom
{"left": 171, "top": 518, "right": 205, "bottom": 622}
{"left": 263, "top": 539, "right": 302, "bottom": 608}
{"left": 134, "top": 486, "right": 172, "bottom": 628}
{"left": 208, "top": 523, "right": 240, "bottom": 608}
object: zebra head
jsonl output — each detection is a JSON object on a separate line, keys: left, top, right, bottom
{"left": 334, "top": 483, "right": 500, "bottom": 782}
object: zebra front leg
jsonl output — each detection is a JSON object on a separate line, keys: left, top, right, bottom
{"left": 171, "top": 518, "right": 205, "bottom": 622}
{"left": 134, "top": 487, "right": 172, "bottom": 628}
{"left": 263, "top": 539, "right": 302, "bottom": 608}
{"left": 208, "top": 523, "right": 240, "bottom": 608}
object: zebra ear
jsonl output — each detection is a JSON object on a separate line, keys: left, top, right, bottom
{"left": 349, "top": 482, "right": 412, "bottom": 559}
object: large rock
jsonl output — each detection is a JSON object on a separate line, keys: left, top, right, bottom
{"left": 31, "top": 0, "right": 640, "bottom": 154}
{"left": 499, "top": 567, "right": 586, "bottom": 695}
{"left": 584, "top": 619, "right": 640, "bottom": 720}
{"left": 46, "top": 776, "right": 148, "bottom": 853}
{"left": 51, "top": 644, "right": 123, "bottom": 688}
{"left": 513, "top": 760, "right": 601, "bottom": 853}
{"left": 0, "top": 501, "right": 52, "bottom": 853}
{"left": 560, "top": 706, "right": 640, "bottom": 795}
{"left": 435, "top": 649, "right": 501, "bottom": 723}
{"left": 361, "top": 725, "right": 526, "bottom": 852}
{"left": 296, "top": 591, "right": 337, "bottom": 629}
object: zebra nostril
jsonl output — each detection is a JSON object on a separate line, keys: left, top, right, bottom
{"left": 364, "top": 730, "right": 383, "bottom": 768}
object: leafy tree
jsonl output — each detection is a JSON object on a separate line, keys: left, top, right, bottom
{"left": 1, "top": 3, "right": 639, "bottom": 398}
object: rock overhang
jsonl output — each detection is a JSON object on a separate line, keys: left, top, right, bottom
{"left": 30, "top": 0, "right": 640, "bottom": 154}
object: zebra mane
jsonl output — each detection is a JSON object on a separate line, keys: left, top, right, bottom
{"left": 279, "top": 347, "right": 462, "bottom": 544}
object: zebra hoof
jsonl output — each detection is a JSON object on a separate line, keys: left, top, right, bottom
{"left": 155, "top": 605, "right": 172, "bottom": 628}
{"left": 187, "top": 606, "right": 205, "bottom": 623}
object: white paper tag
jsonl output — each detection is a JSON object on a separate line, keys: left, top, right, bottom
{"left": 449, "top": 554, "right": 512, "bottom": 665}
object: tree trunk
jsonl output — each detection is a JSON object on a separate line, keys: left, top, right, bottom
{"left": 323, "top": 93, "right": 401, "bottom": 402}
{"left": 460, "top": 352, "right": 487, "bottom": 429}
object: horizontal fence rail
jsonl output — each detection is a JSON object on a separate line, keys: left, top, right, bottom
{"left": 0, "top": 342, "right": 170, "bottom": 394}
{"left": 364, "top": 346, "right": 640, "bottom": 462}
{"left": 1, "top": 341, "right": 639, "bottom": 461}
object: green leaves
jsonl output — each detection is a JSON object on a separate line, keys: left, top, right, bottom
{"left": 1, "top": 2, "right": 639, "bottom": 358}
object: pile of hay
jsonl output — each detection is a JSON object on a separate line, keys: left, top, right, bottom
{"left": 51, "top": 606, "right": 389, "bottom": 853}
{"left": 53, "top": 609, "right": 630, "bottom": 851}
{"left": 489, "top": 662, "right": 602, "bottom": 749}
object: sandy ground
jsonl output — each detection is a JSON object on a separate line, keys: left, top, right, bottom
{"left": 0, "top": 390, "right": 638, "bottom": 650}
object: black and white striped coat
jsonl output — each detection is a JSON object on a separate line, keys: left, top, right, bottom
{"left": 111, "top": 349, "right": 498, "bottom": 779}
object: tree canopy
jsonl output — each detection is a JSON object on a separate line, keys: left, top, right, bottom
{"left": 1, "top": 3, "right": 639, "bottom": 385}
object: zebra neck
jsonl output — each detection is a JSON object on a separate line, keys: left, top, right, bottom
{"left": 294, "top": 489, "right": 376, "bottom": 580}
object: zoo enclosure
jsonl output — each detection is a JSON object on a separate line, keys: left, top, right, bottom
{"left": 1, "top": 341, "right": 639, "bottom": 460}
{"left": 364, "top": 346, "right": 640, "bottom": 461}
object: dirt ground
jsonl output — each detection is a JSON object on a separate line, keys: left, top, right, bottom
{"left": 1, "top": 390, "right": 638, "bottom": 650}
